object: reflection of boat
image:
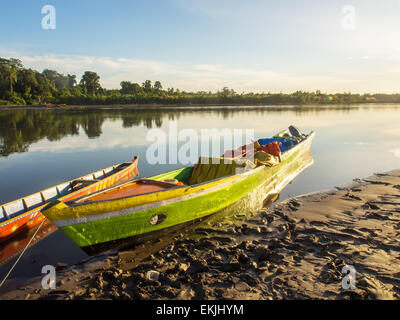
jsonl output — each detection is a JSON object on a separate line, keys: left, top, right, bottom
{"left": 0, "top": 220, "right": 57, "bottom": 266}
{"left": 0, "top": 157, "right": 139, "bottom": 243}
{"left": 43, "top": 129, "right": 315, "bottom": 254}
{"left": 203, "top": 147, "right": 314, "bottom": 224}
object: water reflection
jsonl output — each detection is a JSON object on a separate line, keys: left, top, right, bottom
{"left": 189, "top": 149, "right": 314, "bottom": 228}
{"left": 0, "top": 221, "right": 57, "bottom": 267}
{"left": 0, "top": 104, "right": 400, "bottom": 287}
{"left": 1, "top": 105, "right": 398, "bottom": 157}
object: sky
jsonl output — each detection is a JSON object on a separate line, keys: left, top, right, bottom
{"left": 1, "top": 0, "right": 400, "bottom": 93}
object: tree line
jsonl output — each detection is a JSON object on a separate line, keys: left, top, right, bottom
{"left": 1, "top": 56, "right": 400, "bottom": 106}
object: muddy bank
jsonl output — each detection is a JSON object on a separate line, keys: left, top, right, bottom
{"left": 1, "top": 170, "right": 400, "bottom": 300}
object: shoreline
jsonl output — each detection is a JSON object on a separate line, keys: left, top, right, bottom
{"left": 1, "top": 102, "right": 400, "bottom": 111}
{"left": 1, "top": 169, "right": 400, "bottom": 300}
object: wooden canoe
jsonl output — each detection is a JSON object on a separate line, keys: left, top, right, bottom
{"left": 43, "top": 130, "right": 315, "bottom": 254}
{"left": 0, "top": 157, "right": 139, "bottom": 242}
{"left": 0, "top": 220, "right": 57, "bottom": 266}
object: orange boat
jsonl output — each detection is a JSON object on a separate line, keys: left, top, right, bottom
{"left": 0, "top": 220, "right": 57, "bottom": 266}
{"left": 0, "top": 157, "right": 139, "bottom": 243}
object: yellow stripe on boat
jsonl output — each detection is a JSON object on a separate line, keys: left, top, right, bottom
{"left": 44, "top": 174, "right": 239, "bottom": 222}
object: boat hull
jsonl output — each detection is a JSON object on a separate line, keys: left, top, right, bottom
{"left": 0, "top": 157, "right": 139, "bottom": 242}
{"left": 0, "top": 221, "right": 57, "bottom": 266}
{"left": 45, "top": 132, "right": 315, "bottom": 251}
{"left": 82, "top": 148, "right": 314, "bottom": 255}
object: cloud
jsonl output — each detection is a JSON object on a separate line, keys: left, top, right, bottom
{"left": 28, "top": 121, "right": 150, "bottom": 153}
{"left": 0, "top": 51, "right": 359, "bottom": 92}
{"left": 2, "top": 48, "right": 400, "bottom": 93}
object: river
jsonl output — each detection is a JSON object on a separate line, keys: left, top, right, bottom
{"left": 0, "top": 104, "right": 399, "bottom": 287}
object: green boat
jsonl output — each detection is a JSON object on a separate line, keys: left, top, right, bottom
{"left": 43, "top": 127, "right": 315, "bottom": 254}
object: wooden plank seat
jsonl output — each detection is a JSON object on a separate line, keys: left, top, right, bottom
{"left": 71, "top": 179, "right": 100, "bottom": 190}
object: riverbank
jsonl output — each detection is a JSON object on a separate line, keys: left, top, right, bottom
{"left": 1, "top": 102, "right": 400, "bottom": 111}
{"left": 1, "top": 170, "right": 400, "bottom": 300}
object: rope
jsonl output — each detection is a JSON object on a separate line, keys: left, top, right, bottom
{"left": 0, "top": 219, "right": 46, "bottom": 288}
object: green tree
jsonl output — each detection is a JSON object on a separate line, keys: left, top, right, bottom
{"left": 67, "top": 74, "right": 77, "bottom": 89}
{"left": 120, "top": 81, "right": 135, "bottom": 94}
{"left": 42, "top": 69, "right": 59, "bottom": 83}
{"left": 142, "top": 80, "right": 152, "bottom": 93}
{"left": 42, "top": 69, "right": 76, "bottom": 90}
{"left": 0, "top": 58, "right": 22, "bottom": 96}
{"left": 154, "top": 81, "right": 162, "bottom": 91}
{"left": 9, "top": 59, "right": 22, "bottom": 94}
{"left": 80, "top": 71, "right": 101, "bottom": 95}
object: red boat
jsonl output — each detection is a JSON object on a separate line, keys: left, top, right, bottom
{"left": 0, "top": 220, "right": 57, "bottom": 266}
{"left": 0, "top": 157, "right": 139, "bottom": 243}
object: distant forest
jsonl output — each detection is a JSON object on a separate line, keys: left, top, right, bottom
{"left": 1, "top": 56, "right": 400, "bottom": 106}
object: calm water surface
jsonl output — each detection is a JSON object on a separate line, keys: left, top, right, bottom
{"left": 0, "top": 104, "right": 399, "bottom": 286}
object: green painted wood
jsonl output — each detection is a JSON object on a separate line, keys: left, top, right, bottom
{"left": 149, "top": 166, "right": 194, "bottom": 184}
{"left": 59, "top": 140, "right": 311, "bottom": 248}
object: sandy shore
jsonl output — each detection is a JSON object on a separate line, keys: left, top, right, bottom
{"left": 1, "top": 170, "right": 400, "bottom": 300}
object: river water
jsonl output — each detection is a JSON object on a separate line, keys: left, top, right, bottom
{"left": 0, "top": 104, "right": 399, "bottom": 287}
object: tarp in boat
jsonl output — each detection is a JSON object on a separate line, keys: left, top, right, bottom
{"left": 258, "top": 142, "right": 282, "bottom": 162}
{"left": 257, "top": 138, "right": 294, "bottom": 153}
{"left": 189, "top": 157, "right": 256, "bottom": 185}
{"left": 222, "top": 141, "right": 261, "bottom": 159}
{"left": 253, "top": 151, "right": 280, "bottom": 167}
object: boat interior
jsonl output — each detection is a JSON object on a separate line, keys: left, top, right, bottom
{"left": 0, "top": 162, "right": 133, "bottom": 223}
{"left": 72, "top": 127, "right": 308, "bottom": 205}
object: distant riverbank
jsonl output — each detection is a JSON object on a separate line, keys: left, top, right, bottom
{"left": 2, "top": 102, "right": 400, "bottom": 111}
